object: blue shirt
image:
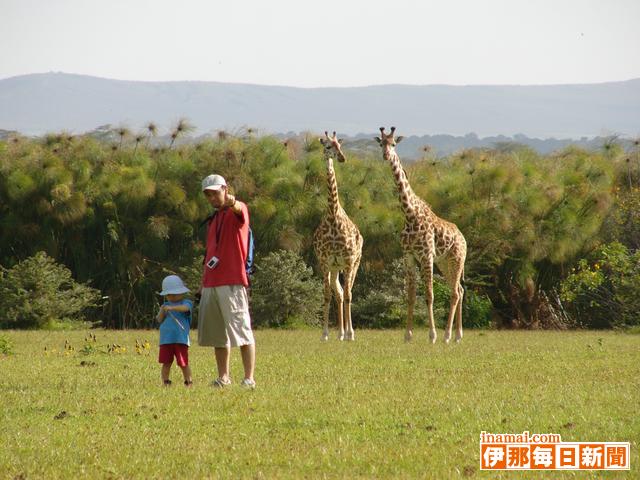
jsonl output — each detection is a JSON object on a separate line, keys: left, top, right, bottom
{"left": 159, "top": 299, "right": 192, "bottom": 346}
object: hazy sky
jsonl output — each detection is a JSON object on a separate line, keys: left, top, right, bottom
{"left": 1, "top": 0, "right": 639, "bottom": 87}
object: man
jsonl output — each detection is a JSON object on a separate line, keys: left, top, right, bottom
{"left": 199, "top": 174, "right": 256, "bottom": 388}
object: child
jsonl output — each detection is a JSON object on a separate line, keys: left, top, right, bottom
{"left": 157, "top": 275, "right": 193, "bottom": 387}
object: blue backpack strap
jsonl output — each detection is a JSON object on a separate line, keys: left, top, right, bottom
{"left": 246, "top": 226, "right": 255, "bottom": 276}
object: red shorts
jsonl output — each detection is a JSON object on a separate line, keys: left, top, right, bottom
{"left": 158, "top": 344, "right": 189, "bottom": 367}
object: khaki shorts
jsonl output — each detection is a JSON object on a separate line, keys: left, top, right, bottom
{"left": 198, "top": 286, "right": 255, "bottom": 348}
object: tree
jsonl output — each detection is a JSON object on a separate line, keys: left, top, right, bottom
{"left": 408, "top": 145, "right": 614, "bottom": 327}
{"left": 115, "top": 126, "right": 131, "bottom": 149}
{"left": 0, "top": 252, "right": 101, "bottom": 329}
{"left": 145, "top": 122, "right": 158, "bottom": 147}
{"left": 169, "top": 118, "right": 194, "bottom": 149}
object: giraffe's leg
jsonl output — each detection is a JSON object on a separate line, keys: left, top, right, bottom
{"left": 442, "top": 260, "right": 464, "bottom": 344}
{"left": 321, "top": 269, "right": 331, "bottom": 341}
{"left": 331, "top": 271, "right": 345, "bottom": 341}
{"left": 454, "top": 264, "right": 465, "bottom": 342}
{"left": 342, "top": 267, "right": 354, "bottom": 342}
{"left": 443, "top": 282, "right": 459, "bottom": 345}
{"left": 455, "top": 282, "right": 464, "bottom": 342}
{"left": 404, "top": 255, "right": 417, "bottom": 342}
{"left": 438, "top": 260, "right": 456, "bottom": 344}
{"left": 420, "top": 257, "right": 437, "bottom": 344}
{"left": 343, "top": 252, "right": 361, "bottom": 341}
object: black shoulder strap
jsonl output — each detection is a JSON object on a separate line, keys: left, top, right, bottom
{"left": 200, "top": 209, "right": 225, "bottom": 247}
{"left": 200, "top": 211, "right": 217, "bottom": 265}
{"left": 199, "top": 211, "right": 217, "bottom": 229}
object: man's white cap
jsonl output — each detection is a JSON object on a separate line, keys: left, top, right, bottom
{"left": 202, "top": 174, "right": 227, "bottom": 191}
{"left": 159, "top": 275, "right": 190, "bottom": 295}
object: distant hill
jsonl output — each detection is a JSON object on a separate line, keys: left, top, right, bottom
{"left": 0, "top": 72, "right": 638, "bottom": 142}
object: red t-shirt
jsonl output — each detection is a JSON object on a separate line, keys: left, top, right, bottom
{"left": 202, "top": 201, "right": 250, "bottom": 288}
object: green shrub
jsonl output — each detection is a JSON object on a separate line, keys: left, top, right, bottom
{"left": 462, "top": 289, "right": 493, "bottom": 328}
{"left": 560, "top": 242, "right": 640, "bottom": 328}
{"left": 250, "top": 250, "right": 322, "bottom": 328}
{"left": 352, "top": 289, "right": 405, "bottom": 329}
{"left": 0, "top": 335, "right": 13, "bottom": 355}
{"left": 352, "top": 258, "right": 492, "bottom": 329}
{"left": 352, "top": 259, "right": 404, "bottom": 328}
{"left": 0, "top": 252, "right": 102, "bottom": 329}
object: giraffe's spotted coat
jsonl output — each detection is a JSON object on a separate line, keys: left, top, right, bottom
{"left": 313, "top": 132, "right": 363, "bottom": 341}
{"left": 376, "top": 127, "right": 467, "bottom": 343}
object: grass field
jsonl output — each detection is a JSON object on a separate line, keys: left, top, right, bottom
{"left": 0, "top": 328, "right": 638, "bottom": 479}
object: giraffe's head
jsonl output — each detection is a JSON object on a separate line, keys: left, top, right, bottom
{"left": 375, "top": 126, "right": 404, "bottom": 160}
{"left": 319, "top": 131, "right": 346, "bottom": 163}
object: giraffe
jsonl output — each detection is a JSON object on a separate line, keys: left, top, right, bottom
{"left": 313, "top": 131, "right": 363, "bottom": 341}
{"left": 375, "top": 127, "right": 467, "bottom": 343}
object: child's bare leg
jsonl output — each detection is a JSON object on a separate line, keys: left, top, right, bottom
{"left": 161, "top": 363, "right": 172, "bottom": 384}
{"left": 180, "top": 365, "right": 192, "bottom": 385}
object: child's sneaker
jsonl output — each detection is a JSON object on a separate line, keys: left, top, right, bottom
{"left": 163, "top": 379, "right": 172, "bottom": 387}
{"left": 212, "top": 377, "right": 231, "bottom": 388}
{"left": 184, "top": 380, "right": 193, "bottom": 387}
{"left": 240, "top": 378, "right": 256, "bottom": 390}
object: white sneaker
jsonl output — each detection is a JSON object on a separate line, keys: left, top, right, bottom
{"left": 240, "top": 378, "right": 256, "bottom": 389}
{"left": 212, "top": 377, "right": 231, "bottom": 388}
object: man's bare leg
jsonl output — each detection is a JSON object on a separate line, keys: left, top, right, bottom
{"left": 240, "top": 344, "right": 255, "bottom": 381}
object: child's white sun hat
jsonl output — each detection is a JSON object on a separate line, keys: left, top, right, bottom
{"left": 159, "top": 275, "right": 190, "bottom": 295}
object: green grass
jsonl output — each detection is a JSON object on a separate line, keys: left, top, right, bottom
{"left": 0, "top": 329, "right": 638, "bottom": 479}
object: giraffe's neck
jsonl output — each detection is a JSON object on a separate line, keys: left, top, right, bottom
{"left": 325, "top": 156, "right": 341, "bottom": 219}
{"left": 388, "top": 151, "right": 419, "bottom": 220}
